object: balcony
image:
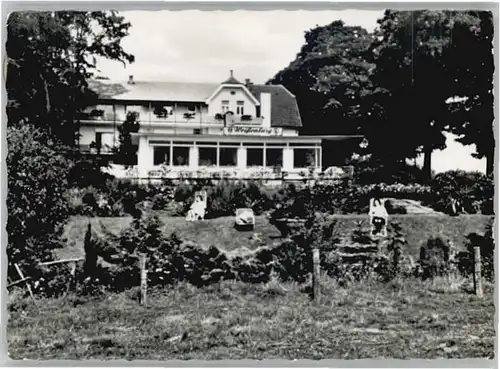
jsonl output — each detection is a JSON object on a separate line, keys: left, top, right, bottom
{"left": 78, "top": 110, "right": 264, "bottom": 126}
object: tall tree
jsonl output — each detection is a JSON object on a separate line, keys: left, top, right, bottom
{"left": 6, "top": 11, "right": 135, "bottom": 146}
{"left": 268, "top": 20, "right": 375, "bottom": 137}
{"left": 6, "top": 11, "right": 134, "bottom": 276}
{"left": 365, "top": 10, "right": 487, "bottom": 180}
{"left": 445, "top": 11, "right": 494, "bottom": 175}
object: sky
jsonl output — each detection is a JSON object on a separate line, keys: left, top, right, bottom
{"left": 96, "top": 10, "right": 487, "bottom": 174}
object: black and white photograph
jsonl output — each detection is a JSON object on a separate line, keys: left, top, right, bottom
{"left": 4, "top": 3, "right": 496, "bottom": 361}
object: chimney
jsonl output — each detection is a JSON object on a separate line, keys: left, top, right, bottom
{"left": 230, "top": 70, "right": 234, "bottom": 78}
{"left": 245, "top": 78, "right": 253, "bottom": 87}
{"left": 128, "top": 75, "right": 135, "bottom": 85}
{"left": 260, "top": 92, "right": 271, "bottom": 128}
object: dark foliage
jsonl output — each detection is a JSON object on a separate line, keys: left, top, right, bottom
{"left": 114, "top": 111, "right": 140, "bottom": 167}
{"left": 6, "top": 11, "right": 134, "bottom": 146}
{"left": 418, "top": 237, "right": 452, "bottom": 280}
{"left": 458, "top": 221, "right": 494, "bottom": 281}
{"left": 429, "top": 170, "right": 494, "bottom": 215}
{"left": 268, "top": 20, "right": 374, "bottom": 137}
{"left": 7, "top": 125, "right": 71, "bottom": 279}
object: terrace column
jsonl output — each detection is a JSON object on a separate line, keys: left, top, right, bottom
{"left": 237, "top": 147, "right": 247, "bottom": 170}
{"left": 283, "top": 147, "right": 293, "bottom": 171}
{"left": 189, "top": 146, "right": 199, "bottom": 170}
{"left": 137, "top": 136, "right": 153, "bottom": 179}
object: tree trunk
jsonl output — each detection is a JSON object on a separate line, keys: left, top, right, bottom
{"left": 423, "top": 146, "right": 433, "bottom": 182}
{"left": 39, "top": 72, "right": 50, "bottom": 114}
{"left": 486, "top": 150, "right": 494, "bottom": 176}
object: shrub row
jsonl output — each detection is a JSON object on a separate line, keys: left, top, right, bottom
{"left": 65, "top": 179, "right": 430, "bottom": 218}
{"left": 26, "top": 211, "right": 493, "bottom": 298}
{"left": 65, "top": 169, "right": 494, "bottom": 218}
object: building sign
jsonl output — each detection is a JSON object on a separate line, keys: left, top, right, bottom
{"left": 223, "top": 127, "right": 283, "bottom": 136}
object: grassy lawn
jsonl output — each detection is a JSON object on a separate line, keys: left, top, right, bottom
{"left": 8, "top": 278, "right": 495, "bottom": 360}
{"left": 60, "top": 213, "right": 493, "bottom": 259}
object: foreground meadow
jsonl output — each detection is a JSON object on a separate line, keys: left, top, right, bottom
{"left": 8, "top": 277, "right": 494, "bottom": 360}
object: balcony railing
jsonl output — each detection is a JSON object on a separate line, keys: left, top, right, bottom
{"left": 100, "top": 164, "right": 354, "bottom": 181}
{"left": 78, "top": 111, "right": 264, "bottom": 125}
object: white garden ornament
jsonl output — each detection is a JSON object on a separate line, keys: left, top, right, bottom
{"left": 369, "top": 197, "right": 389, "bottom": 237}
{"left": 186, "top": 190, "right": 207, "bottom": 222}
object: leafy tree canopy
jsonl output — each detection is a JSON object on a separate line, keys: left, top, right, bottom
{"left": 360, "top": 10, "right": 492, "bottom": 177}
{"left": 268, "top": 20, "right": 375, "bottom": 136}
{"left": 6, "top": 11, "right": 134, "bottom": 145}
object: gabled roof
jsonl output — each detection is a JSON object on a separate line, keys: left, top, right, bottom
{"left": 222, "top": 76, "right": 242, "bottom": 84}
{"left": 205, "top": 83, "right": 260, "bottom": 106}
{"left": 221, "top": 70, "right": 243, "bottom": 85}
{"left": 86, "top": 79, "right": 302, "bottom": 128}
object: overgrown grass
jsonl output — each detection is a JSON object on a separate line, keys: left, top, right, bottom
{"left": 8, "top": 277, "right": 494, "bottom": 360}
{"left": 60, "top": 214, "right": 493, "bottom": 259}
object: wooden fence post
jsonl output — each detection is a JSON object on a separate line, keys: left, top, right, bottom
{"left": 312, "top": 248, "right": 320, "bottom": 302}
{"left": 139, "top": 253, "right": 148, "bottom": 306}
{"left": 14, "top": 264, "right": 39, "bottom": 312}
{"left": 473, "top": 246, "right": 483, "bottom": 297}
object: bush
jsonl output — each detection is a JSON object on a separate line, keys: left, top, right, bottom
{"left": 429, "top": 170, "right": 493, "bottom": 215}
{"left": 205, "top": 180, "right": 275, "bottom": 218}
{"left": 171, "top": 179, "right": 277, "bottom": 218}
{"left": 349, "top": 157, "right": 429, "bottom": 185}
{"left": 269, "top": 181, "right": 430, "bottom": 217}
{"left": 89, "top": 213, "right": 235, "bottom": 290}
{"left": 458, "top": 221, "right": 494, "bottom": 281}
{"left": 7, "top": 125, "right": 72, "bottom": 280}
{"left": 66, "top": 179, "right": 178, "bottom": 217}
{"left": 418, "top": 237, "right": 452, "bottom": 280}
{"left": 68, "top": 157, "right": 114, "bottom": 189}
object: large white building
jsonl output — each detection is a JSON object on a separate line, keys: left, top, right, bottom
{"left": 79, "top": 71, "right": 360, "bottom": 181}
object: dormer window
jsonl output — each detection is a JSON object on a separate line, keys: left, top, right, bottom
{"left": 236, "top": 101, "right": 244, "bottom": 115}
{"left": 221, "top": 100, "right": 229, "bottom": 113}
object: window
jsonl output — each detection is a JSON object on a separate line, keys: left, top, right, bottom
{"left": 236, "top": 101, "right": 244, "bottom": 115}
{"left": 173, "top": 147, "right": 189, "bottom": 166}
{"left": 266, "top": 148, "right": 283, "bottom": 167}
{"left": 154, "top": 146, "right": 170, "bottom": 165}
{"left": 221, "top": 100, "right": 229, "bottom": 113}
{"left": 193, "top": 128, "right": 202, "bottom": 135}
{"left": 125, "top": 105, "right": 144, "bottom": 119}
{"left": 187, "top": 104, "right": 196, "bottom": 112}
{"left": 294, "top": 148, "right": 316, "bottom": 168}
{"left": 219, "top": 147, "right": 237, "bottom": 166}
{"left": 199, "top": 147, "right": 217, "bottom": 166}
{"left": 96, "top": 132, "right": 115, "bottom": 153}
{"left": 153, "top": 104, "right": 172, "bottom": 118}
{"left": 256, "top": 105, "right": 261, "bottom": 118}
{"left": 247, "top": 148, "right": 264, "bottom": 167}
{"left": 95, "top": 132, "right": 102, "bottom": 150}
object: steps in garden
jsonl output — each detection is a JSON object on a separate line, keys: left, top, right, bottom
{"left": 334, "top": 240, "right": 380, "bottom": 265}
{"left": 336, "top": 244, "right": 379, "bottom": 254}
{"left": 337, "top": 252, "right": 377, "bottom": 263}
